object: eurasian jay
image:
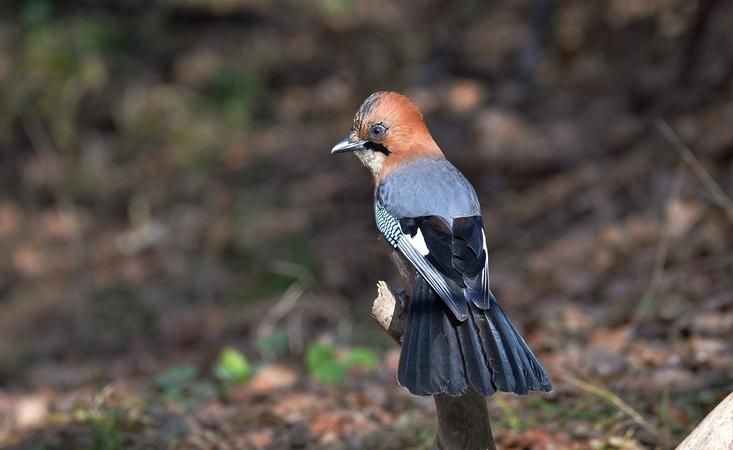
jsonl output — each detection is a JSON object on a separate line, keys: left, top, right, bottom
{"left": 332, "top": 91, "right": 551, "bottom": 396}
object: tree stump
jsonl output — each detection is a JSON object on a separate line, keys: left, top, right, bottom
{"left": 371, "top": 281, "right": 497, "bottom": 450}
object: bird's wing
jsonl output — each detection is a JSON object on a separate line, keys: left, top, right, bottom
{"left": 451, "top": 216, "right": 491, "bottom": 309}
{"left": 375, "top": 202, "right": 491, "bottom": 321}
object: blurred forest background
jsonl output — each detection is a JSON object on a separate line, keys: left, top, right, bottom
{"left": 1, "top": 0, "right": 732, "bottom": 449}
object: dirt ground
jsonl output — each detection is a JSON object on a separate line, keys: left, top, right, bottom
{"left": 1, "top": 1, "right": 732, "bottom": 449}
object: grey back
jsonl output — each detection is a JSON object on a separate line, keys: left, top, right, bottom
{"left": 377, "top": 158, "right": 481, "bottom": 222}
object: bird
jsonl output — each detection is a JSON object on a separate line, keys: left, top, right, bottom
{"left": 331, "top": 91, "right": 552, "bottom": 397}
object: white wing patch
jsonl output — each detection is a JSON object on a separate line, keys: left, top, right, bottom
{"left": 481, "top": 229, "right": 490, "bottom": 290}
{"left": 406, "top": 228, "right": 430, "bottom": 256}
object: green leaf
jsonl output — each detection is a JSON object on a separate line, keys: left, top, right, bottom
{"left": 343, "top": 347, "right": 378, "bottom": 369}
{"left": 305, "top": 342, "right": 337, "bottom": 372}
{"left": 311, "top": 359, "right": 346, "bottom": 384}
{"left": 305, "top": 342, "right": 346, "bottom": 383}
{"left": 214, "top": 347, "right": 251, "bottom": 382}
{"left": 305, "top": 343, "right": 377, "bottom": 384}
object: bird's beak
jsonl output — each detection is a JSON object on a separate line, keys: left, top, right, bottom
{"left": 331, "top": 136, "right": 366, "bottom": 154}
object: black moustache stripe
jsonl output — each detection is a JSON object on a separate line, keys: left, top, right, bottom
{"left": 364, "top": 141, "right": 391, "bottom": 155}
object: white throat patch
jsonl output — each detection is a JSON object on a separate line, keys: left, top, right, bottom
{"left": 354, "top": 149, "right": 386, "bottom": 175}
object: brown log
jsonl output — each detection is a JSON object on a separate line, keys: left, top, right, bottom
{"left": 370, "top": 281, "right": 497, "bottom": 450}
{"left": 676, "top": 392, "right": 733, "bottom": 450}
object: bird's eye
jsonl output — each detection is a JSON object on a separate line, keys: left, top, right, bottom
{"left": 369, "top": 123, "right": 387, "bottom": 140}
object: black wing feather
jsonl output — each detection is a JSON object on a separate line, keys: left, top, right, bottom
{"left": 375, "top": 201, "right": 483, "bottom": 319}
{"left": 407, "top": 216, "right": 490, "bottom": 310}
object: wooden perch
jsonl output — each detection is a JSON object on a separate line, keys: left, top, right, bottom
{"left": 371, "top": 281, "right": 497, "bottom": 450}
{"left": 371, "top": 281, "right": 406, "bottom": 344}
{"left": 676, "top": 392, "right": 733, "bottom": 450}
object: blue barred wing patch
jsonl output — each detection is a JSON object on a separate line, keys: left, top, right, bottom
{"left": 375, "top": 202, "right": 402, "bottom": 248}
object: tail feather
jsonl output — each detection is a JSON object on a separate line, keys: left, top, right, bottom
{"left": 472, "top": 304, "right": 517, "bottom": 393}
{"left": 398, "top": 275, "right": 551, "bottom": 396}
{"left": 484, "top": 295, "right": 551, "bottom": 392}
{"left": 426, "top": 283, "right": 464, "bottom": 392}
{"left": 413, "top": 283, "right": 433, "bottom": 393}
{"left": 455, "top": 310, "right": 495, "bottom": 395}
{"left": 398, "top": 274, "right": 467, "bottom": 395}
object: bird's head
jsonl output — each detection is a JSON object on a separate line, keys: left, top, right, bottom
{"left": 331, "top": 91, "right": 443, "bottom": 179}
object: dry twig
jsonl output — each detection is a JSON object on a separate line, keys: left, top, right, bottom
{"left": 629, "top": 164, "right": 686, "bottom": 331}
{"left": 256, "top": 261, "right": 311, "bottom": 358}
{"left": 559, "top": 374, "right": 674, "bottom": 447}
{"left": 656, "top": 118, "right": 733, "bottom": 218}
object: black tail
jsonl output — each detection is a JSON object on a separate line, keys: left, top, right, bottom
{"left": 397, "top": 274, "right": 552, "bottom": 396}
